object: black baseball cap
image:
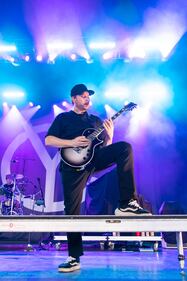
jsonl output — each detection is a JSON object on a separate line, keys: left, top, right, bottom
{"left": 71, "top": 84, "right": 95, "bottom": 97}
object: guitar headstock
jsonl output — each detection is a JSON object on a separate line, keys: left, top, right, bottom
{"left": 124, "top": 102, "right": 137, "bottom": 112}
{"left": 111, "top": 102, "right": 138, "bottom": 121}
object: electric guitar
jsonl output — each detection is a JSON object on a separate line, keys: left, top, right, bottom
{"left": 60, "top": 102, "right": 137, "bottom": 169}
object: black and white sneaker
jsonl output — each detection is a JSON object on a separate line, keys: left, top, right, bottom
{"left": 58, "top": 256, "right": 80, "bottom": 273}
{"left": 115, "top": 199, "right": 151, "bottom": 216}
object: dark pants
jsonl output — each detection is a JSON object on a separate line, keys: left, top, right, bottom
{"left": 61, "top": 141, "right": 137, "bottom": 258}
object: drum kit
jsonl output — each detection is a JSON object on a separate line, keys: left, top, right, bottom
{"left": 0, "top": 174, "right": 45, "bottom": 216}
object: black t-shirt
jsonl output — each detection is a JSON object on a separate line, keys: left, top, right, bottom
{"left": 46, "top": 110, "right": 104, "bottom": 140}
{"left": 46, "top": 110, "right": 106, "bottom": 170}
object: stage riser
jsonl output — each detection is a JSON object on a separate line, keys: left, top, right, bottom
{"left": 0, "top": 216, "right": 187, "bottom": 232}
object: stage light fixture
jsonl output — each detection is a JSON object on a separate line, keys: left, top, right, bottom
{"left": 10, "top": 57, "right": 15, "bottom": 62}
{"left": 53, "top": 104, "right": 64, "bottom": 116}
{"left": 47, "top": 53, "right": 57, "bottom": 63}
{"left": 61, "top": 101, "right": 73, "bottom": 111}
{"left": 25, "top": 55, "right": 30, "bottom": 62}
{"left": 81, "top": 51, "right": 91, "bottom": 61}
{"left": 70, "top": 53, "right": 77, "bottom": 60}
{"left": 102, "top": 52, "right": 113, "bottom": 60}
{"left": 62, "top": 101, "right": 67, "bottom": 106}
{"left": 29, "top": 102, "right": 34, "bottom": 107}
{"left": 36, "top": 55, "right": 43, "bottom": 62}
{"left": 2, "top": 102, "right": 9, "bottom": 115}
{"left": 86, "top": 58, "right": 93, "bottom": 64}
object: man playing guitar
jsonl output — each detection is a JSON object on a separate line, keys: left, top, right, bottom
{"left": 45, "top": 83, "right": 150, "bottom": 273}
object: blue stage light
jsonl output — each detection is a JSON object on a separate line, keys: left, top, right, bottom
{"left": 89, "top": 42, "right": 116, "bottom": 50}
{"left": 0, "top": 45, "right": 17, "bottom": 52}
{"left": 3, "top": 91, "right": 25, "bottom": 98}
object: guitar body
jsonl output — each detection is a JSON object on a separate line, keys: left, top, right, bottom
{"left": 60, "top": 128, "right": 103, "bottom": 168}
{"left": 60, "top": 102, "right": 137, "bottom": 169}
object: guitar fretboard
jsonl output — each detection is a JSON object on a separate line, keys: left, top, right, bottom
{"left": 87, "top": 102, "right": 137, "bottom": 141}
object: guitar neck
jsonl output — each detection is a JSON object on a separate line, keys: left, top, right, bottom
{"left": 88, "top": 102, "right": 136, "bottom": 140}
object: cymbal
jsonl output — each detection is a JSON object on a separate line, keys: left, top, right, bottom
{"left": 15, "top": 174, "right": 24, "bottom": 180}
{"left": 24, "top": 195, "right": 33, "bottom": 199}
{"left": 9, "top": 174, "right": 24, "bottom": 180}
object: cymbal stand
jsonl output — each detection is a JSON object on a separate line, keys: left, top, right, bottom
{"left": 10, "top": 176, "right": 16, "bottom": 216}
{"left": 0, "top": 201, "right": 2, "bottom": 215}
{"left": 24, "top": 194, "right": 36, "bottom": 252}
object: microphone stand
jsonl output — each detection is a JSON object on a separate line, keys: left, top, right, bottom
{"left": 25, "top": 178, "right": 45, "bottom": 251}
{"left": 37, "top": 178, "right": 45, "bottom": 214}
{"left": 36, "top": 178, "right": 49, "bottom": 249}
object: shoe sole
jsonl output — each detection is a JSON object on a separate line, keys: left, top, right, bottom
{"left": 58, "top": 265, "right": 80, "bottom": 273}
{"left": 115, "top": 210, "right": 152, "bottom": 216}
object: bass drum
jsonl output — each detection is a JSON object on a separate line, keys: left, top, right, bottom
{"left": 7, "top": 210, "right": 20, "bottom": 216}
{"left": 1, "top": 204, "right": 23, "bottom": 216}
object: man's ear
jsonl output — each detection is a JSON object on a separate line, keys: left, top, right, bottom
{"left": 71, "top": 96, "right": 75, "bottom": 105}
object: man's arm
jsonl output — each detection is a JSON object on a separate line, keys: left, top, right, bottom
{"left": 45, "top": 135, "right": 73, "bottom": 148}
{"left": 102, "top": 118, "right": 114, "bottom": 146}
{"left": 45, "top": 135, "right": 90, "bottom": 148}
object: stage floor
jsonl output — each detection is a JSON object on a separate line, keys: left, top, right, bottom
{"left": 0, "top": 247, "right": 186, "bottom": 280}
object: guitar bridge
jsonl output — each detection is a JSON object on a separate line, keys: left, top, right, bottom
{"left": 73, "top": 147, "right": 82, "bottom": 153}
